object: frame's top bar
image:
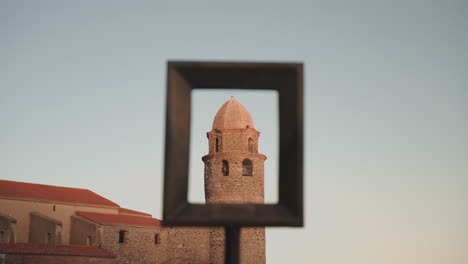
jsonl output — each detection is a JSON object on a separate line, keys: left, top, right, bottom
{"left": 167, "top": 61, "right": 303, "bottom": 91}
{"left": 168, "top": 61, "right": 303, "bottom": 69}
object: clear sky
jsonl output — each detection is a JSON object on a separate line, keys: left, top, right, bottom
{"left": 2, "top": 1, "right": 467, "bottom": 263}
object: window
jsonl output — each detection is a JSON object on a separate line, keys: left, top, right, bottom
{"left": 119, "top": 230, "right": 126, "bottom": 244}
{"left": 222, "top": 160, "right": 229, "bottom": 176}
{"left": 0, "top": 231, "right": 4, "bottom": 242}
{"left": 87, "top": 235, "right": 92, "bottom": 246}
{"left": 215, "top": 138, "right": 220, "bottom": 152}
{"left": 248, "top": 138, "right": 255, "bottom": 153}
{"left": 46, "top": 233, "right": 51, "bottom": 244}
{"left": 242, "top": 159, "right": 253, "bottom": 176}
{"left": 53, "top": 205, "right": 56, "bottom": 211}
{"left": 154, "top": 233, "right": 160, "bottom": 245}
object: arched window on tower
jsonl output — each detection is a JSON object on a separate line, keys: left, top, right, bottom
{"left": 222, "top": 160, "right": 229, "bottom": 176}
{"left": 242, "top": 159, "right": 253, "bottom": 176}
{"left": 248, "top": 138, "right": 255, "bottom": 153}
{"left": 215, "top": 138, "right": 220, "bottom": 152}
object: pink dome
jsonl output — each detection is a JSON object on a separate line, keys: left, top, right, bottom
{"left": 212, "top": 97, "right": 255, "bottom": 130}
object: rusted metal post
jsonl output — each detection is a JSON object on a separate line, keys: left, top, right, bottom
{"left": 225, "top": 226, "right": 240, "bottom": 264}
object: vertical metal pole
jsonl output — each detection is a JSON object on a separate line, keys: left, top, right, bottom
{"left": 225, "top": 226, "right": 240, "bottom": 264}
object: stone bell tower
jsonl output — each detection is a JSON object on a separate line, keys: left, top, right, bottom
{"left": 202, "top": 96, "right": 266, "bottom": 264}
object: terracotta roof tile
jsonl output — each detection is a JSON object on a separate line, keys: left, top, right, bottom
{"left": 0, "top": 179, "right": 119, "bottom": 207}
{"left": 76, "top": 211, "right": 161, "bottom": 227}
{"left": 0, "top": 243, "right": 115, "bottom": 258}
{"left": 118, "top": 208, "right": 152, "bottom": 217}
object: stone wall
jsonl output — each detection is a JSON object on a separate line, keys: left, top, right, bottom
{"left": 70, "top": 216, "right": 101, "bottom": 246}
{"left": 203, "top": 154, "right": 265, "bottom": 204}
{"left": 29, "top": 212, "right": 62, "bottom": 245}
{"left": 0, "top": 213, "right": 16, "bottom": 243}
{"left": 207, "top": 128, "right": 259, "bottom": 154}
{"left": 0, "top": 199, "right": 117, "bottom": 244}
{"left": 203, "top": 127, "right": 266, "bottom": 264}
{"left": 2, "top": 254, "right": 116, "bottom": 264}
{"left": 162, "top": 226, "right": 210, "bottom": 264}
{"left": 100, "top": 225, "right": 210, "bottom": 264}
{"left": 239, "top": 227, "right": 265, "bottom": 264}
{"left": 208, "top": 227, "right": 224, "bottom": 264}
{"left": 207, "top": 227, "right": 265, "bottom": 264}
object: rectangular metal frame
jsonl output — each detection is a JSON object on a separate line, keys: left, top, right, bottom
{"left": 163, "top": 61, "right": 303, "bottom": 227}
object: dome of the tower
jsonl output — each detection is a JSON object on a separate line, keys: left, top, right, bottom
{"left": 212, "top": 97, "right": 255, "bottom": 130}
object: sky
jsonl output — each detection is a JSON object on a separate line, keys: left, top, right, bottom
{"left": 1, "top": 1, "right": 468, "bottom": 263}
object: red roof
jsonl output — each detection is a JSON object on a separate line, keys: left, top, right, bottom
{"left": 118, "top": 208, "right": 152, "bottom": 217}
{"left": 0, "top": 179, "right": 119, "bottom": 207}
{"left": 0, "top": 243, "right": 115, "bottom": 258}
{"left": 76, "top": 211, "right": 161, "bottom": 227}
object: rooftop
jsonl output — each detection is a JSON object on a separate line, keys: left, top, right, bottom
{"left": 0, "top": 179, "right": 119, "bottom": 207}
{"left": 118, "top": 207, "right": 152, "bottom": 218}
{"left": 76, "top": 211, "right": 161, "bottom": 228}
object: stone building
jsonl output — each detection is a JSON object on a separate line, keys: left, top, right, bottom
{"left": 0, "top": 243, "right": 116, "bottom": 264}
{"left": 203, "top": 97, "right": 266, "bottom": 264}
{"left": 0, "top": 97, "right": 266, "bottom": 264}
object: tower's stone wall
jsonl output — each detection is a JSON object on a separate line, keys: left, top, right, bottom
{"left": 203, "top": 153, "right": 265, "bottom": 204}
{"left": 207, "top": 128, "right": 259, "bottom": 154}
{"left": 202, "top": 97, "right": 267, "bottom": 264}
{"left": 207, "top": 227, "right": 265, "bottom": 264}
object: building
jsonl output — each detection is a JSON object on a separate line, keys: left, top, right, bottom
{"left": 203, "top": 97, "right": 266, "bottom": 263}
{"left": 0, "top": 97, "right": 265, "bottom": 264}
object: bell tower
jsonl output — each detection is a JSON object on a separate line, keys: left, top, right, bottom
{"left": 202, "top": 97, "right": 266, "bottom": 264}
